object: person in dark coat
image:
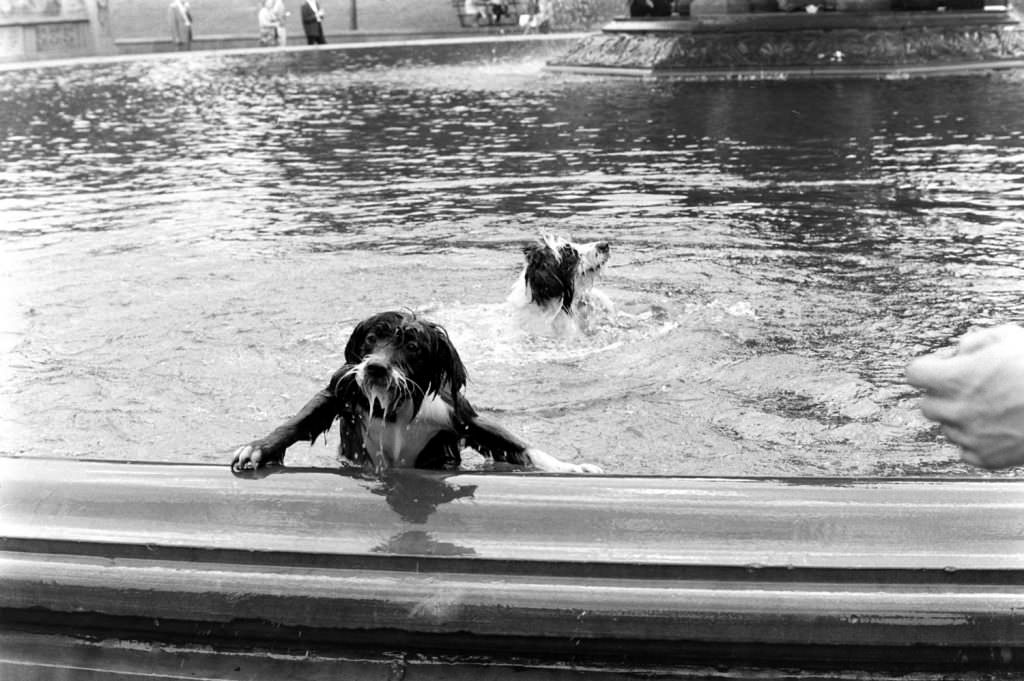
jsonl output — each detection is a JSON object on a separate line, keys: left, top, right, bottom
{"left": 301, "top": 0, "right": 326, "bottom": 45}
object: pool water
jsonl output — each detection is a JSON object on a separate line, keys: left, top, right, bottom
{"left": 2, "top": 40, "right": 1023, "bottom": 476}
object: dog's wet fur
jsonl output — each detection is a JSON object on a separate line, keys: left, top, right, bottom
{"left": 507, "top": 235, "right": 613, "bottom": 336}
{"left": 231, "top": 311, "right": 602, "bottom": 475}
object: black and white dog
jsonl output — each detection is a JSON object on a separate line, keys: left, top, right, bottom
{"left": 231, "top": 310, "right": 602, "bottom": 474}
{"left": 507, "top": 235, "right": 613, "bottom": 336}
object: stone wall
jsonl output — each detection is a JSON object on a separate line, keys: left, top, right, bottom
{"left": 0, "top": 0, "right": 112, "bottom": 62}
{"left": 549, "top": 13, "right": 1024, "bottom": 76}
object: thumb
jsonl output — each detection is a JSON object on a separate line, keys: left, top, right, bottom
{"left": 906, "top": 351, "right": 974, "bottom": 397}
{"left": 906, "top": 354, "right": 939, "bottom": 391}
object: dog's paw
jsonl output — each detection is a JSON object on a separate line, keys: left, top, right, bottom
{"left": 556, "top": 461, "right": 603, "bottom": 474}
{"left": 524, "top": 447, "right": 604, "bottom": 474}
{"left": 554, "top": 460, "right": 604, "bottom": 474}
{"left": 231, "top": 441, "right": 285, "bottom": 472}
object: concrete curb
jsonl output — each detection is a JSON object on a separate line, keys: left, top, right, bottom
{"left": 1, "top": 457, "right": 1022, "bottom": 675}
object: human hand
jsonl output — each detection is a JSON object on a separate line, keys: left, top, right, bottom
{"left": 906, "top": 323, "right": 1024, "bottom": 469}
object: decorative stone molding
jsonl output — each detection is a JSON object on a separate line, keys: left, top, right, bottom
{"left": 0, "top": 0, "right": 112, "bottom": 61}
{"left": 549, "top": 11, "right": 1024, "bottom": 76}
{"left": 34, "top": 21, "right": 89, "bottom": 52}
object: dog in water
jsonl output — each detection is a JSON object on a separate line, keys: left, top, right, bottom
{"left": 507, "top": 234, "right": 613, "bottom": 336}
{"left": 231, "top": 310, "right": 602, "bottom": 474}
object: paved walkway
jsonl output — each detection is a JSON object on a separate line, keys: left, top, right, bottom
{"left": 1, "top": 0, "right": 612, "bottom": 65}
{"left": 111, "top": 0, "right": 466, "bottom": 41}
{"left": 108, "top": 0, "right": 620, "bottom": 48}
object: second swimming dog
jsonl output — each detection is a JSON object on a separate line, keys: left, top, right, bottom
{"left": 507, "top": 234, "right": 613, "bottom": 336}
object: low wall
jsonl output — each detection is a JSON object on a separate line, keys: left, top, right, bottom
{"left": 112, "top": 27, "right": 530, "bottom": 55}
{"left": 1, "top": 456, "right": 1022, "bottom": 677}
{"left": 547, "top": 9, "right": 1024, "bottom": 77}
{"left": 0, "top": 0, "right": 115, "bottom": 63}
{"left": 0, "top": 17, "right": 89, "bottom": 61}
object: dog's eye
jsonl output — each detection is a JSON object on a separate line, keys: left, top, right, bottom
{"left": 406, "top": 341, "right": 420, "bottom": 354}
{"left": 364, "top": 333, "right": 377, "bottom": 345}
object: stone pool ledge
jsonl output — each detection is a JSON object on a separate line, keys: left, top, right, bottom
{"left": 1, "top": 456, "right": 1022, "bottom": 678}
{"left": 0, "top": 32, "right": 587, "bottom": 72}
{"left": 547, "top": 10, "right": 1024, "bottom": 78}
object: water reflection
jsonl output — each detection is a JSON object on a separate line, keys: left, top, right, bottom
{"left": 1, "top": 44, "right": 1022, "bottom": 476}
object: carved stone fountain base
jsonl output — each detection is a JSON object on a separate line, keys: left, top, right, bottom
{"left": 547, "top": 11, "right": 1024, "bottom": 79}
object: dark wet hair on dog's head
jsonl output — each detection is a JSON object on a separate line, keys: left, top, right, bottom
{"left": 344, "top": 310, "right": 467, "bottom": 403}
{"left": 523, "top": 240, "right": 581, "bottom": 313}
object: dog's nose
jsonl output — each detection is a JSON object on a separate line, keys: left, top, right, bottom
{"left": 596, "top": 242, "right": 610, "bottom": 254}
{"left": 364, "top": 362, "right": 389, "bottom": 380}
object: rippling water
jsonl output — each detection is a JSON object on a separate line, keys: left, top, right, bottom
{"left": 2, "top": 41, "right": 1023, "bottom": 476}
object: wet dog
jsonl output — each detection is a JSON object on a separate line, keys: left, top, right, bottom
{"left": 231, "top": 310, "right": 602, "bottom": 474}
{"left": 507, "top": 235, "right": 613, "bottom": 336}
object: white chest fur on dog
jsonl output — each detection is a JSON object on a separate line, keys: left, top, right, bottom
{"left": 360, "top": 394, "right": 453, "bottom": 470}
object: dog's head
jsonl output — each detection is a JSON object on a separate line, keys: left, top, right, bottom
{"left": 343, "top": 311, "right": 467, "bottom": 419}
{"left": 522, "top": 235, "right": 610, "bottom": 313}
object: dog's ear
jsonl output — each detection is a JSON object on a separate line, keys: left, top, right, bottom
{"left": 344, "top": 317, "right": 371, "bottom": 364}
{"left": 425, "top": 322, "right": 467, "bottom": 397}
{"left": 524, "top": 242, "right": 568, "bottom": 307}
{"left": 526, "top": 243, "right": 579, "bottom": 312}
{"left": 555, "top": 245, "right": 580, "bottom": 312}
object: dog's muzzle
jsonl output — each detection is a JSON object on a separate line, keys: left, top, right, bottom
{"left": 363, "top": 362, "right": 390, "bottom": 382}
{"left": 356, "top": 361, "right": 400, "bottom": 417}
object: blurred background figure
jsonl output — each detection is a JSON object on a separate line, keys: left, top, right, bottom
{"left": 520, "top": 0, "right": 551, "bottom": 32}
{"left": 301, "top": 0, "right": 326, "bottom": 44}
{"left": 168, "top": 0, "right": 193, "bottom": 49}
{"left": 486, "top": 0, "right": 508, "bottom": 23}
{"left": 269, "top": 0, "right": 290, "bottom": 45}
{"left": 257, "top": 0, "right": 279, "bottom": 46}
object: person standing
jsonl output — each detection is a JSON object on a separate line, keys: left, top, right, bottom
{"left": 301, "top": 0, "right": 326, "bottom": 45}
{"left": 168, "top": 0, "right": 193, "bottom": 50}
{"left": 258, "top": 0, "right": 279, "bottom": 46}
{"left": 269, "top": 0, "right": 290, "bottom": 46}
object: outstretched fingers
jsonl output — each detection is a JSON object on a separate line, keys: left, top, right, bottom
{"left": 915, "top": 394, "right": 964, "bottom": 426}
{"left": 906, "top": 353, "right": 966, "bottom": 398}
{"left": 907, "top": 324, "right": 1024, "bottom": 398}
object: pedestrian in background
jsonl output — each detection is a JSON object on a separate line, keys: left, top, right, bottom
{"left": 168, "top": 0, "right": 193, "bottom": 49}
{"left": 258, "top": 0, "right": 279, "bottom": 46}
{"left": 301, "top": 0, "right": 326, "bottom": 45}
{"left": 521, "top": 0, "right": 551, "bottom": 33}
{"left": 269, "top": 0, "right": 290, "bottom": 46}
